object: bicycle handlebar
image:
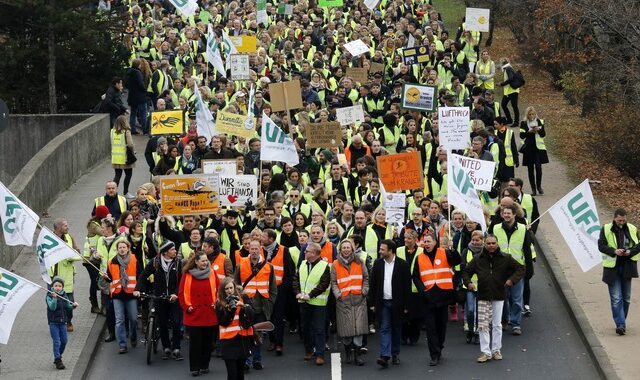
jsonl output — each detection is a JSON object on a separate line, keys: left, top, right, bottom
{"left": 139, "top": 293, "right": 172, "bottom": 300}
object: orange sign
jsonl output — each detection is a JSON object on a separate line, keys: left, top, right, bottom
{"left": 160, "top": 175, "right": 220, "bottom": 216}
{"left": 377, "top": 151, "right": 423, "bottom": 192}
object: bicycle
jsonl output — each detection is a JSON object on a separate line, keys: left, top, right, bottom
{"left": 139, "top": 293, "right": 171, "bottom": 365}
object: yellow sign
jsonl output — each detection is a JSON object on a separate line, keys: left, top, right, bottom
{"left": 151, "top": 110, "right": 185, "bottom": 135}
{"left": 160, "top": 175, "right": 220, "bottom": 216}
{"left": 229, "top": 36, "right": 257, "bottom": 53}
{"left": 216, "top": 111, "right": 256, "bottom": 138}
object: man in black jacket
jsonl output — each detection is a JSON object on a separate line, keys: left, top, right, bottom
{"left": 125, "top": 59, "right": 149, "bottom": 134}
{"left": 103, "top": 77, "right": 128, "bottom": 127}
{"left": 369, "top": 239, "right": 411, "bottom": 368}
{"left": 463, "top": 235, "right": 524, "bottom": 363}
{"left": 134, "top": 241, "right": 184, "bottom": 360}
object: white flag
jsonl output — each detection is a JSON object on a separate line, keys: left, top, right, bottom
{"left": 447, "top": 154, "right": 487, "bottom": 231}
{"left": 36, "top": 227, "right": 79, "bottom": 284}
{"left": 0, "top": 182, "right": 39, "bottom": 246}
{"left": 194, "top": 85, "right": 216, "bottom": 143}
{"left": 407, "top": 33, "right": 416, "bottom": 48}
{"left": 548, "top": 179, "right": 602, "bottom": 272}
{"left": 222, "top": 31, "right": 238, "bottom": 71}
{"left": 167, "top": 0, "right": 198, "bottom": 17}
{"left": 206, "top": 25, "right": 226, "bottom": 77}
{"left": 364, "top": 0, "right": 379, "bottom": 11}
{"left": 260, "top": 112, "right": 299, "bottom": 165}
{"left": 0, "top": 267, "right": 39, "bottom": 344}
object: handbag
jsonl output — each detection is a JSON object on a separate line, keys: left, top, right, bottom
{"left": 126, "top": 146, "right": 137, "bottom": 165}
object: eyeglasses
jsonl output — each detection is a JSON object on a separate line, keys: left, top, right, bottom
{"left": 290, "top": 195, "right": 300, "bottom": 198}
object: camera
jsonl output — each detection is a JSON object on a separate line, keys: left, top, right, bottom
{"left": 227, "top": 295, "right": 240, "bottom": 309}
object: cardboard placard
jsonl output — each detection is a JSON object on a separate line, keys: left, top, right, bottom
{"left": 268, "top": 80, "right": 303, "bottom": 112}
{"left": 335, "top": 104, "right": 365, "bottom": 126}
{"left": 438, "top": 107, "right": 471, "bottom": 150}
{"left": 465, "top": 8, "right": 490, "bottom": 32}
{"left": 386, "top": 208, "right": 405, "bottom": 224}
{"left": 216, "top": 175, "right": 258, "bottom": 207}
{"left": 401, "top": 83, "right": 437, "bottom": 112}
{"left": 202, "top": 159, "right": 240, "bottom": 176}
{"left": 452, "top": 154, "right": 496, "bottom": 191}
{"left": 230, "top": 54, "right": 250, "bottom": 80}
{"left": 337, "top": 153, "right": 349, "bottom": 170}
{"left": 384, "top": 193, "right": 406, "bottom": 208}
{"left": 216, "top": 111, "right": 256, "bottom": 138}
{"left": 369, "top": 62, "right": 385, "bottom": 74}
{"left": 228, "top": 36, "right": 257, "bottom": 53}
{"left": 160, "top": 174, "right": 220, "bottom": 216}
{"left": 377, "top": 151, "right": 423, "bottom": 192}
{"left": 402, "top": 45, "right": 430, "bottom": 65}
{"left": 150, "top": 110, "right": 185, "bottom": 135}
{"left": 346, "top": 67, "right": 369, "bottom": 84}
{"left": 343, "top": 39, "right": 370, "bottom": 57}
{"left": 319, "top": 0, "right": 344, "bottom": 7}
{"left": 306, "top": 122, "right": 342, "bottom": 148}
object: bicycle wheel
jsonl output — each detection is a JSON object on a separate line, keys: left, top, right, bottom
{"left": 152, "top": 323, "right": 159, "bottom": 354}
{"left": 146, "top": 316, "right": 155, "bottom": 365}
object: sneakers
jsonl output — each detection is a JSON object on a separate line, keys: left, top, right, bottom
{"left": 369, "top": 324, "right": 376, "bottom": 334}
{"left": 616, "top": 327, "right": 626, "bottom": 336}
{"left": 376, "top": 356, "right": 389, "bottom": 368}
{"left": 512, "top": 327, "right": 522, "bottom": 336}
{"left": 253, "top": 362, "right": 264, "bottom": 370}
{"left": 162, "top": 348, "right": 172, "bottom": 360}
{"left": 492, "top": 351, "right": 503, "bottom": 360}
{"left": 523, "top": 305, "right": 532, "bottom": 317}
{"left": 173, "top": 349, "right": 184, "bottom": 361}
{"left": 119, "top": 347, "right": 128, "bottom": 354}
{"left": 54, "top": 358, "right": 66, "bottom": 370}
{"left": 477, "top": 353, "right": 491, "bottom": 363}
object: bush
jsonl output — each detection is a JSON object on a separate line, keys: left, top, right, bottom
{"left": 555, "top": 71, "right": 589, "bottom": 105}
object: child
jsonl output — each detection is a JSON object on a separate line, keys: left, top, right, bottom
{"left": 46, "top": 276, "right": 78, "bottom": 370}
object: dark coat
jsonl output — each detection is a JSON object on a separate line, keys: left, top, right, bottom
{"left": 462, "top": 248, "right": 525, "bottom": 301}
{"left": 519, "top": 119, "right": 549, "bottom": 166}
{"left": 598, "top": 223, "right": 640, "bottom": 284}
{"left": 125, "top": 67, "right": 148, "bottom": 106}
{"left": 136, "top": 257, "right": 183, "bottom": 296}
{"left": 368, "top": 256, "right": 411, "bottom": 325}
{"left": 104, "top": 84, "right": 127, "bottom": 117}
{"left": 216, "top": 295, "right": 255, "bottom": 360}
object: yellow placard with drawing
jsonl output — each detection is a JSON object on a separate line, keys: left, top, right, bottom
{"left": 160, "top": 175, "right": 220, "bottom": 216}
{"left": 151, "top": 110, "right": 185, "bottom": 135}
{"left": 216, "top": 111, "right": 257, "bottom": 138}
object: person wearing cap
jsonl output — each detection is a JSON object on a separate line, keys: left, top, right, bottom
{"left": 135, "top": 240, "right": 184, "bottom": 360}
{"left": 93, "top": 181, "right": 128, "bottom": 221}
{"left": 46, "top": 276, "right": 79, "bottom": 370}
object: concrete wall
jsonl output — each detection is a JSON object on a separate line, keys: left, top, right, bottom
{"left": 0, "top": 114, "right": 111, "bottom": 268}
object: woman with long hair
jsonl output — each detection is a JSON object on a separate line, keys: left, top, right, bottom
{"left": 111, "top": 115, "right": 135, "bottom": 198}
{"left": 519, "top": 106, "right": 549, "bottom": 195}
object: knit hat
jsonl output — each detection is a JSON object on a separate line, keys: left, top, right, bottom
{"left": 95, "top": 205, "right": 110, "bottom": 219}
{"left": 51, "top": 276, "right": 65, "bottom": 287}
{"left": 159, "top": 241, "right": 175, "bottom": 255}
{"left": 320, "top": 149, "right": 334, "bottom": 162}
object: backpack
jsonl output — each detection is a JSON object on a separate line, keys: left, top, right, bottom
{"left": 510, "top": 70, "right": 525, "bottom": 89}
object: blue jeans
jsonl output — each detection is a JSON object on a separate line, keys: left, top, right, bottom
{"left": 466, "top": 291, "right": 477, "bottom": 332}
{"left": 129, "top": 102, "right": 148, "bottom": 134}
{"left": 113, "top": 298, "right": 138, "bottom": 348}
{"left": 504, "top": 279, "right": 524, "bottom": 328}
{"left": 379, "top": 300, "right": 401, "bottom": 358}
{"left": 300, "top": 303, "right": 326, "bottom": 358}
{"left": 247, "top": 312, "right": 266, "bottom": 364}
{"left": 608, "top": 267, "right": 632, "bottom": 328}
{"left": 50, "top": 323, "right": 68, "bottom": 360}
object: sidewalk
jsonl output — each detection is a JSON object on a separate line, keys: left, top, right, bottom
{"left": 0, "top": 136, "right": 149, "bottom": 379}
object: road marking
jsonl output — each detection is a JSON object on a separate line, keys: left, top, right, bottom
{"left": 331, "top": 352, "right": 342, "bottom": 380}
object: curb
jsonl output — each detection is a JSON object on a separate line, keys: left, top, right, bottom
{"left": 534, "top": 229, "right": 619, "bottom": 380}
{"left": 71, "top": 314, "right": 106, "bottom": 380}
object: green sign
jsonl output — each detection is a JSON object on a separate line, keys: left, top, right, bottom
{"left": 319, "top": 0, "right": 344, "bottom": 7}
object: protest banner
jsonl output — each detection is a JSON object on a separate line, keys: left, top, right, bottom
{"left": 377, "top": 151, "right": 423, "bottom": 192}
{"left": 261, "top": 112, "right": 299, "bottom": 165}
{"left": 447, "top": 156, "right": 487, "bottom": 230}
{"left": 216, "top": 175, "right": 258, "bottom": 207}
{"left": 202, "top": 159, "right": 240, "bottom": 176}
{"left": 452, "top": 155, "right": 496, "bottom": 191}
{"left": 257, "top": 0, "right": 268, "bottom": 25}
{"left": 465, "top": 8, "right": 491, "bottom": 32}
{"left": 319, "top": 0, "right": 344, "bottom": 7}
{"left": 384, "top": 193, "right": 406, "bottom": 208}
{"left": 369, "top": 62, "right": 385, "bottom": 74}
{"left": 307, "top": 122, "right": 342, "bottom": 148}
{"left": 228, "top": 35, "right": 257, "bottom": 53}
{"left": 439, "top": 107, "right": 470, "bottom": 150}
{"left": 337, "top": 153, "right": 349, "bottom": 169}
{"left": 230, "top": 54, "right": 250, "bottom": 80}
{"left": 346, "top": 67, "right": 369, "bottom": 84}
{"left": 386, "top": 208, "right": 405, "bottom": 224}
{"left": 335, "top": 104, "right": 365, "bottom": 126}
{"left": 216, "top": 110, "right": 256, "bottom": 138}
{"left": 269, "top": 80, "right": 303, "bottom": 112}
{"left": 343, "top": 39, "right": 370, "bottom": 57}
{"left": 364, "top": 0, "right": 379, "bottom": 11}
{"left": 402, "top": 45, "right": 430, "bottom": 65}
{"left": 160, "top": 174, "right": 220, "bottom": 216}
{"left": 401, "top": 83, "right": 437, "bottom": 112}
{"left": 36, "top": 227, "right": 78, "bottom": 284}
{"left": 0, "top": 267, "right": 39, "bottom": 344}
{"left": 150, "top": 110, "right": 185, "bottom": 135}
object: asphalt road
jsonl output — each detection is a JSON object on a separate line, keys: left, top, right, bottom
{"left": 88, "top": 256, "right": 600, "bottom": 380}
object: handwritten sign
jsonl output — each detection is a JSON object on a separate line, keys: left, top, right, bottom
{"left": 377, "top": 151, "right": 423, "bottom": 192}
{"left": 439, "top": 107, "right": 471, "bottom": 150}
{"left": 215, "top": 175, "right": 258, "bottom": 207}
{"left": 402, "top": 46, "right": 430, "bottom": 65}
{"left": 370, "top": 62, "right": 385, "bottom": 74}
{"left": 386, "top": 208, "right": 405, "bottom": 224}
{"left": 230, "top": 54, "right": 250, "bottom": 80}
{"left": 344, "top": 39, "right": 370, "bottom": 57}
{"left": 335, "top": 104, "right": 365, "bottom": 126}
{"left": 269, "top": 80, "right": 303, "bottom": 112}
{"left": 347, "top": 67, "right": 369, "bottom": 84}
{"left": 202, "top": 159, "right": 240, "bottom": 176}
{"left": 160, "top": 174, "right": 220, "bottom": 216}
{"left": 216, "top": 111, "right": 256, "bottom": 138}
{"left": 384, "top": 193, "right": 406, "bottom": 208}
{"left": 150, "top": 110, "right": 185, "bottom": 135}
{"left": 466, "top": 8, "right": 490, "bottom": 32}
{"left": 337, "top": 153, "right": 349, "bottom": 170}
{"left": 307, "top": 122, "right": 342, "bottom": 148}
{"left": 453, "top": 155, "right": 496, "bottom": 191}
{"left": 401, "top": 83, "right": 437, "bottom": 112}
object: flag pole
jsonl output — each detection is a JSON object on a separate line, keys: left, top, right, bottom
{"left": 16, "top": 273, "right": 76, "bottom": 305}
{"left": 527, "top": 207, "right": 552, "bottom": 229}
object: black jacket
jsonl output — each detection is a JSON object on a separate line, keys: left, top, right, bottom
{"left": 125, "top": 67, "right": 147, "bottom": 106}
{"left": 216, "top": 295, "right": 255, "bottom": 360}
{"left": 136, "top": 257, "right": 183, "bottom": 296}
{"left": 462, "top": 248, "right": 524, "bottom": 301}
{"left": 412, "top": 247, "right": 462, "bottom": 307}
{"left": 598, "top": 223, "right": 640, "bottom": 284}
{"left": 368, "top": 256, "right": 411, "bottom": 325}
{"left": 104, "top": 85, "right": 127, "bottom": 116}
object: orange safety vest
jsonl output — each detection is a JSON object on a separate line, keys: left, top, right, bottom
{"left": 320, "top": 241, "right": 334, "bottom": 263}
{"left": 219, "top": 299, "right": 254, "bottom": 339}
{"left": 417, "top": 248, "right": 454, "bottom": 291}
{"left": 109, "top": 255, "right": 137, "bottom": 295}
{"left": 183, "top": 271, "right": 217, "bottom": 307}
{"left": 334, "top": 260, "right": 363, "bottom": 298}
{"left": 211, "top": 253, "right": 227, "bottom": 281}
{"left": 234, "top": 250, "right": 244, "bottom": 269}
{"left": 269, "top": 245, "right": 285, "bottom": 286}
{"left": 239, "top": 257, "right": 272, "bottom": 299}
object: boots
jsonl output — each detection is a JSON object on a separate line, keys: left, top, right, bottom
{"left": 353, "top": 347, "right": 364, "bottom": 366}
{"left": 90, "top": 297, "right": 100, "bottom": 314}
{"left": 344, "top": 345, "right": 353, "bottom": 364}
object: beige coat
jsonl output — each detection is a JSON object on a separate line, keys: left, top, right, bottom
{"left": 330, "top": 256, "right": 370, "bottom": 338}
